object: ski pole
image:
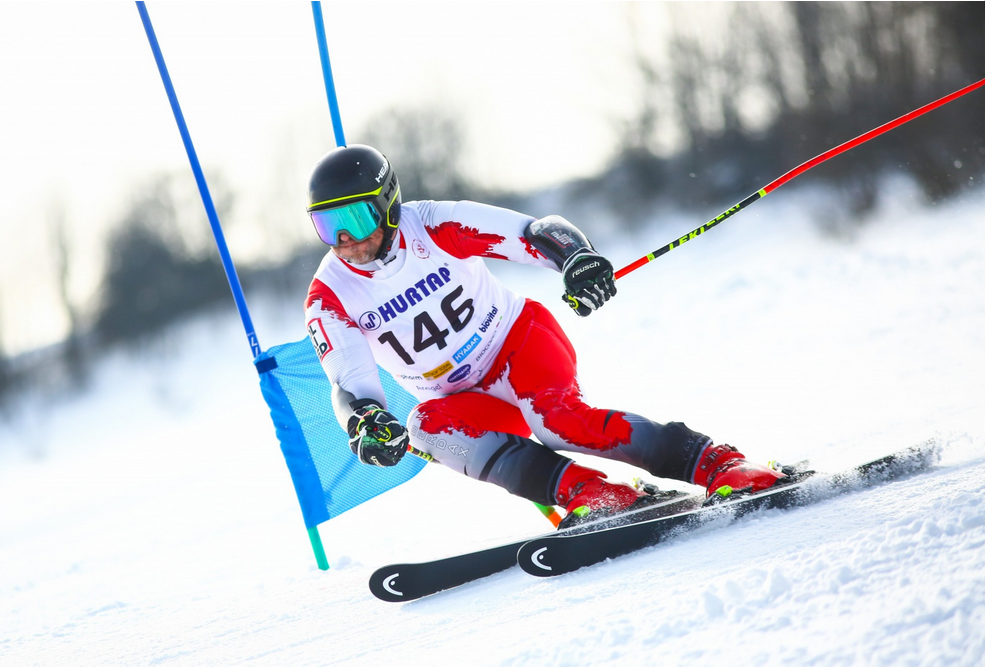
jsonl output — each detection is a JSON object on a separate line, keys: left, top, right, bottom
{"left": 408, "top": 445, "right": 434, "bottom": 462}
{"left": 614, "top": 77, "right": 985, "bottom": 280}
{"left": 407, "top": 445, "right": 564, "bottom": 526}
{"left": 534, "top": 502, "right": 564, "bottom": 527}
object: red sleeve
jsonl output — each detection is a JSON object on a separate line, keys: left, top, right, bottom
{"left": 305, "top": 278, "right": 358, "bottom": 329}
{"left": 425, "top": 221, "right": 509, "bottom": 260}
{"left": 415, "top": 200, "right": 556, "bottom": 269}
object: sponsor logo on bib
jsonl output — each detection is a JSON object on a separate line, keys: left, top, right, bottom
{"left": 448, "top": 364, "right": 472, "bottom": 383}
{"left": 423, "top": 361, "right": 454, "bottom": 380}
{"left": 453, "top": 334, "right": 481, "bottom": 363}
{"left": 362, "top": 267, "right": 453, "bottom": 328}
{"left": 359, "top": 311, "right": 383, "bottom": 330}
{"left": 478, "top": 305, "right": 499, "bottom": 333}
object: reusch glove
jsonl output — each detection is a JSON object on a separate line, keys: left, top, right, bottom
{"left": 561, "top": 250, "right": 617, "bottom": 317}
{"left": 346, "top": 404, "right": 409, "bottom": 467}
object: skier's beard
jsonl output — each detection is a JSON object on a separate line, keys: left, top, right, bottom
{"left": 333, "top": 227, "right": 384, "bottom": 265}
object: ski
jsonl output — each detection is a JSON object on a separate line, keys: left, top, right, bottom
{"left": 369, "top": 540, "right": 523, "bottom": 603}
{"left": 517, "top": 441, "right": 940, "bottom": 578}
{"left": 368, "top": 491, "right": 702, "bottom": 602}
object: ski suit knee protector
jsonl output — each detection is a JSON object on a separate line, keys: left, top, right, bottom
{"left": 610, "top": 418, "right": 714, "bottom": 483}
{"left": 407, "top": 393, "right": 571, "bottom": 506}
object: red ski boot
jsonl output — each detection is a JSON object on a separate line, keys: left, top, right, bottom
{"left": 692, "top": 443, "right": 786, "bottom": 501}
{"left": 555, "top": 463, "right": 646, "bottom": 529}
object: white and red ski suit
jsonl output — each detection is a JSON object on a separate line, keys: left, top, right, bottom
{"left": 305, "top": 201, "right": 711, "bottom": 505}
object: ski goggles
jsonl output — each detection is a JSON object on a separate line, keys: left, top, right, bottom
{"left": 309, "top": 200, "right": 381, "bottom": 246}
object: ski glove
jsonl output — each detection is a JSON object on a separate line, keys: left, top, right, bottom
{"left": 562, "top": 250, "right": 617, "bottom": 317}
{"left": 347, "top": 404, "right": 409, "bottom": 467}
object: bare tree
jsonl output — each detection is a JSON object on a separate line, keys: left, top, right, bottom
{"left": 47, "top": 198, "right": 86, "bottom": 384}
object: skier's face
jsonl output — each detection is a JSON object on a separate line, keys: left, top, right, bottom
{"left": 333, "top": 227, "right": 384, "bottom": 264}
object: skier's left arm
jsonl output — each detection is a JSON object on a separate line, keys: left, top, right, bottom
{"left": 417, "top": 200, "right": 557, "bottom": 268}
{"left": 418, "top": 200, "right": 616, "bottom": 316}
{"left": 523, "top": 215, "right": 617, "bottom": 317}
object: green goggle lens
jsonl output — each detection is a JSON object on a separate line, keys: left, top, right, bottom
{"left": 309, "top": 200, "right": 381, "bottom": 246}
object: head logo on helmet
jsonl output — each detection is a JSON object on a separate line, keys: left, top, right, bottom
{"left": 306, "top": 144, "right": 402, "bottom": 260}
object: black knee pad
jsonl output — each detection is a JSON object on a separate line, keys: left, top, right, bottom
{"left": 479, "top": 434, "right": 572, "bottom": 506}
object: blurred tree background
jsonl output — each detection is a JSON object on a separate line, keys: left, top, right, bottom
{"left": 94, "top": 175, "right": 231, "bottom": 347}
{"left": 587, "top": 1, "right": 984, "bottom": 227}
{"left": 1, "top": 1, "right": 982, "bottom": 408}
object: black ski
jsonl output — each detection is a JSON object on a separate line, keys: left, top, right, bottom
{"left": 516, "top": 441, "right": 940, "bottom": 578}
{"left": 369, "top": 540, "right": 524, "bottom": 602}
{"left": 368, "top": 491, "right": 701, "bottom": 602}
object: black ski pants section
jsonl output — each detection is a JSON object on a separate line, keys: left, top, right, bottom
{"left": 407, "top": 409, "right": 711, "bottom": 506}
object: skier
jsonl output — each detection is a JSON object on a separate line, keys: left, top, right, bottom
{"left": 304, "top": 145, "right": 786, "bottom": 527}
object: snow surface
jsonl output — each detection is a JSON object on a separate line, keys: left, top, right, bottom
{"left": 3, "top": 183, "right": 985, "bottom": 666}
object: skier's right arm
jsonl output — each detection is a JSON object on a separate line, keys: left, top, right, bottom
{"left": 306, "top": 278, "right": 410, "bottom": 466}
{"left": 305, "top": 278, "right": 387, "bottom": 430}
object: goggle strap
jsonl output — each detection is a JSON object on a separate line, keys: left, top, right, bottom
{"left": 386, "top": 186, "right": 401, "bottom": 228}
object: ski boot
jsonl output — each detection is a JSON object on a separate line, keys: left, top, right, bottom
{"left": 555, "top": 463, "right": 651, "bottom": 530}
{"left": 693, "top": 443, "right": 788, "bottom": 504}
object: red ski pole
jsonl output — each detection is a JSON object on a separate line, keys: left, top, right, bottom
{"left": 615, "top": 78, "right": 985, "bottom": 280}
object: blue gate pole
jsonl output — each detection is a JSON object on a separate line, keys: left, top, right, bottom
{"left": 303, "top": 0, "right": 350, "bottom": 569}
{"left": 135, "top": 2, "right": 260, "bottom": 359}
{"left": 311, "top": 1, "right": 347, "bottom": 148}
{"left": 136, "top": 2, "right": 330, "bottom": 570}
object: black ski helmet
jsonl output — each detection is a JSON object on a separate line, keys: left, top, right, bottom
{"left": 306, "top": 144, "right": 402, "bottom": 259}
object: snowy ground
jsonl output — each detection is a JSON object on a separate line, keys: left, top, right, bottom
{"left": 2, "top": 183, "right": 984, "bottom": 666}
